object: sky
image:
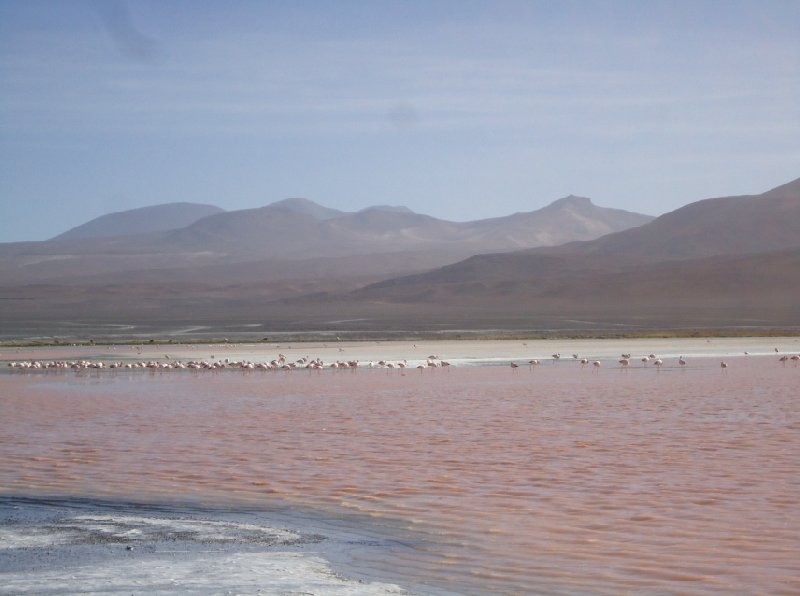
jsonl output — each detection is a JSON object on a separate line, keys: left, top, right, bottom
{"left": 1, "top": 0, "right": 798, "bottom": 242}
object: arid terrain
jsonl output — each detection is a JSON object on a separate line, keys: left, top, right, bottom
{"left": 1, "top": 179, "right": 798, "bottom": 341}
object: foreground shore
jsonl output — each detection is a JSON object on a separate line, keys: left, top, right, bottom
{"left": 0, "top": 496, "right": 415, "bottom": 595}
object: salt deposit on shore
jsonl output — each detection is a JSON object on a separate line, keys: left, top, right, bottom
{"left": 3, "top": 336, "right": 799, "bottom": 370}
{"left": 0, "top": 498, "right": 410, "bottom": 595}
{"left": 3, "top": 552, "right": 407, "bottom": 595}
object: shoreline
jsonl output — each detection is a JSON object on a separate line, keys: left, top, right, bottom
{"left": 2, "top": 336, "right": 798, "bottom": 369}
{"left": 0, "top": 495, "right": 424, "bottom": 595}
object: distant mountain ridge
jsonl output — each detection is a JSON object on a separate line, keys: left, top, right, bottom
{"left": 4, "top": 178, "right": 797, "bottom": 337}
{"left": 176, "top": 194, "right": 653, "bottom": 258}
{"left": 1, "top": 194, "right": 654, "bottom": 284}
{"left": 53, "top": 202, "right": 225, "bottom": 241}
{"left": 462, "top": 194, "right": 652, "bottom": 249}
{"left": 266, "top": 197, "right": 345, "bottom": 221}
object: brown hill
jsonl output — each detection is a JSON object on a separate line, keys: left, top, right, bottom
{"left": 541, "top": 177, "right": 800, "bottom": 259}
{"left": 4, "top": 247, "right": 794, "bottom": 337}
{"left": 357, "top": 248, "right": 799, "bottom": 311}
{"left": 363, "top": 177, "right": 800, "bottom": 294}
{"left": 345, "top": 178, "right": 800, "bottom": 329}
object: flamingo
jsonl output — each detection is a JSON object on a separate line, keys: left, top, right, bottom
{"left": 678, "top": 356, "right": 686, "bottom": 367}
{"left": 618, "top": 358, "right": 629, "bottom": 370}
{"left": 720, "top": 361, "right": 728, "bottom": 372}
{"left": 653, "top": 358, "right": 663, "bottom": 370}
{"left": 510, "top": 362, "right": 519, "bottom": 371}
{"left": 592, "top": 360, "right": 601, "bottom": 372}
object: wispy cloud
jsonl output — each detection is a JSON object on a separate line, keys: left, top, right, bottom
{"left": 3, "top": 25, "right": 796, "bottom": 141}
{"left": 86, "top": 0, "right": 163, "bottom": 64}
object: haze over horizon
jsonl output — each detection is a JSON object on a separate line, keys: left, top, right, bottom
{"left": 1, "top": 0, "right": 798, "bottom": 242}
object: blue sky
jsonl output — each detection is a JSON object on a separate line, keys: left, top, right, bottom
{"left": 1, "top": 0, "right": 798, "bottom": 241}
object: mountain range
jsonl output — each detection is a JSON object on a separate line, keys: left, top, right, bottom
{"left": 352, "top": 177, "right": 800, "bottom": 330}
{"left": 1, "top": 178, "right": 798, "bottom": 339}
{"left": 0, "top": 194, "right": 652, "bottom": 284}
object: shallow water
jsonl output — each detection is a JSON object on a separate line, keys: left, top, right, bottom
{"left": 1, "top": 349, "right": 799, "bottom": 594}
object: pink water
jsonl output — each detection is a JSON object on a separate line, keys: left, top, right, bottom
{"left": 1, "top": 358, "right": 798, "bottom": 594}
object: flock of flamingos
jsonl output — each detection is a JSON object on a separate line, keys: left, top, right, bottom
{"left": 5, "top": 348, "right": 800, "bottom": 372}
{"left": 511, "top": 350, "right": 798, "bottom": 372}
{"left": 5, "top": 353, "right": 449, "bottom": 372}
